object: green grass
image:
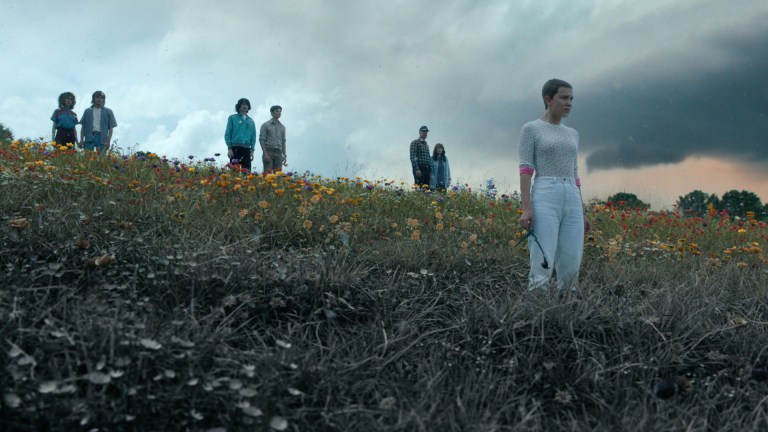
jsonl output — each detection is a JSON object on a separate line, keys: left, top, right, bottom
{"left": 1, "top": 141, "right": 768, "bottom": 431}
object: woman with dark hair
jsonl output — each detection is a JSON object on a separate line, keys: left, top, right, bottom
{"left": 518, "top": 78, "right": 590, "bottom": 294}
{"left": 50, "top": 92, "right": 78, "bottom": 146}
{"left": 225, "top": 98, "right": 257, "bottom": 171}
{"left": 430, "top": 143, "right": 451, "bottom": 191}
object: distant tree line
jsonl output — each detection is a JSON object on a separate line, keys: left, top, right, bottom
{"left": 676, "top": 189, "right": 766, "bottom": 220}
{"left": 600, "top": 192, "right": 651, "bottom": 210}
{"left": 593, "top": 189, "right": 766, "bottom": 221}
{"left": 0, "top": 121, "right": 13, "bottom": 145}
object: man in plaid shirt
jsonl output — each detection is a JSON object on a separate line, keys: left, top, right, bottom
{"left": 409, "top": 125, "right": 431, "bottom": 188}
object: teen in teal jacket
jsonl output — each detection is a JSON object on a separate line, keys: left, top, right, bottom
{"left": 225, "top": 98, "right": 257, "bottom": 171}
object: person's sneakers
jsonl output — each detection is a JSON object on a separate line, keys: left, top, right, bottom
{"left": 556, "top": 289, "right": 580, "bottom": 301}
{"left": 526, "top": 288, "right": 550, "bottom": 302}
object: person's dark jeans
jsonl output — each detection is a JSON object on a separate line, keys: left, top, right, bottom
{"left": 230, "top": 146, "right": 252, "bottom": 171}
{"left": 413, "top": 164, "right": 431, "bottom": 189}
{"left": 54, "top": 128, "right": 77, "bottom": 146}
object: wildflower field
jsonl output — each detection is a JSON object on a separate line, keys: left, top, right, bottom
{"left": 1, "top": 140, "right": 768, "bottom": 431}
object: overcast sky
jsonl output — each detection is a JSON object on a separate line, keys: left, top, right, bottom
{"left": 2, "top": 0, "right": 767, "bottom": 209}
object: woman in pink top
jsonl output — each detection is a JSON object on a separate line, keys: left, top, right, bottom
{"left": 518, "top": 79, "right": 591, "bottom": 294}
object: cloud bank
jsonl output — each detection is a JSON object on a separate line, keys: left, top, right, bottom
{"left": 2, "top": 0, "right": 767, "bottom": 207}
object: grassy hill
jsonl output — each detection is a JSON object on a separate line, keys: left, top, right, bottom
{"left": 2, "top": 140, "right": 768, "bottom": 431}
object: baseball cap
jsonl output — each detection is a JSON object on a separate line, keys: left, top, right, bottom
{"left": 419, "top": 126, "right": 429, "bottom": 132}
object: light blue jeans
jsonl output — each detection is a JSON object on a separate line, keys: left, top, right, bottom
{"left": 83, "top": 141, "right": 106, "bottom": 152}
{"left": 528, "top": 177, "right": 584, "bottom": 291}
{"left": 84, "top": 132, "right": 106, "bottom": 152}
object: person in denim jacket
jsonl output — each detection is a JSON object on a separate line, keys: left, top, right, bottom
{"left": 79, "top": 91, "right": 117, "bottom": 152}
{"left": 429, "top": 143, "right": 451, "bottom": 191}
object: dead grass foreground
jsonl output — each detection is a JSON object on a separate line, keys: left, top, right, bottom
{"left": 2, "top": 239, "right": 768, "bottom": 431}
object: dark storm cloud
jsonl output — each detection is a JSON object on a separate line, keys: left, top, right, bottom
{"left": 574, "top": 30, "right": 768, "bottom": 171}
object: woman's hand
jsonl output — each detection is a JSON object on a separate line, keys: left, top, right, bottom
{"left": 520, "top": 208, "right": 534, "bottom": 231}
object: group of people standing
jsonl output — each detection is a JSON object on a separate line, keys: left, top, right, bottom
{"left": 51, "top": 80, "right": 589, "bottom": 294}
{"left": 224, "top": 99, "right": 286, "bottom": 174}
{"left": 408, "top": 125, "right": 452, "bottom": 191}
{"left": 409, "top": 79, "right": 591, "bottom": 295}
{"left": 50, "top": 91, "right": 117, "bottom": 152}
{"left": 50, "top": 92, "right": 285, "bottom": 174}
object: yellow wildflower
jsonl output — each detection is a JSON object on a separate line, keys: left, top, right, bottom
{"left": 411, "top": 230, "right": 421, "bottom": 241}
{"left": 303, "top": 220, "right": 313, "bottom": 229}
{"left": 258, "top": 201, "right": 270, "bottom": 209}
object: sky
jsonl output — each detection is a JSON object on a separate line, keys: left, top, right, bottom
{"left": 1, "top": 0, "right": 767, "bottom": 209}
